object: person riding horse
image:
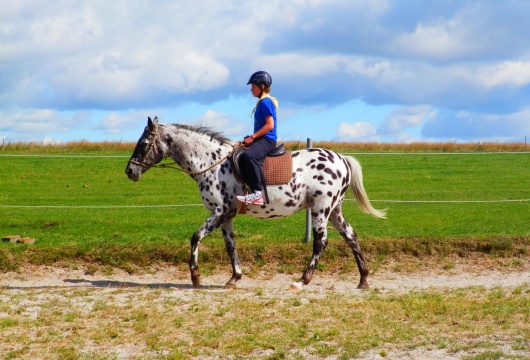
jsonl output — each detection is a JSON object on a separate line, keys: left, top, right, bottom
{"left": 236, "top": 71, "right": 279, "bottom": 206}
{"left": 126, "top": 117, "right": 386, "bottom": 290}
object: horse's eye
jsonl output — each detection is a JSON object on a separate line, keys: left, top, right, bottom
{"left": 141, "top": 139, "right": 150, "bottom": 144}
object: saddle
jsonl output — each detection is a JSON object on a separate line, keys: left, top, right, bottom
{"left": 232, "top": 143, "right": 293, "bottom": 187}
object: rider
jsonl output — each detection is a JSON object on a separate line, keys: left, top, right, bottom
{"left": 236, "top": 71, "right": 278, "bottom": 205}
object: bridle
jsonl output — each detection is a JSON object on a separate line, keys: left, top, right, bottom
{"left": 129, "top": 127, "right": 160, "bottom": 170}
{"left": 129, "top": 127, "right": 244, "bottom": 176}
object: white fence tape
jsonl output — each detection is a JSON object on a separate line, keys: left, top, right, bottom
{"left": 1, "top": 152, "right": 528, "bottom": 209}
{"left": 1, "top": 199, "right": 528, "bottom": 209}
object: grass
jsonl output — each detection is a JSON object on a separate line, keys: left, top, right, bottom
{"left": 0, "top": 143, "right": 529, "bottom": 273}
{"left": 1, "top": 142, "right": 529, "bottom": 359}
{"left": 4, "top": 140, "right": 527, "bottom": 153}
{"left": 0, "top": 283, "right": 528, "bottom": 359}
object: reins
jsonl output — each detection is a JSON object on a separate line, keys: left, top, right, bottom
{"left": 154, "top": 145, "right": 240, "bottom": 176}
{"left": 130, "top": 129, "right": 245, "bottom": 176}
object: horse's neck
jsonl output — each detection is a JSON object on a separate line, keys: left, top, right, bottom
{"left": 163, "top": 126, "right": 232, "bottom": 173}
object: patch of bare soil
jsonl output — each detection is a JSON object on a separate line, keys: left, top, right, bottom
{"left": 1, "top": 261, "right": 529, "bottom": 359}
{"left": 2, "top": 263, "right": 530, "bottom": 294}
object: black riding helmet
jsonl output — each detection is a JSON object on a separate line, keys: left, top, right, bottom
{"left": 247, "top": 71, "right": 272, "bottom": 88}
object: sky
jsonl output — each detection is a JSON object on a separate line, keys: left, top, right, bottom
{"left": 1, "top": 0, "right": 530, "bottom": 144}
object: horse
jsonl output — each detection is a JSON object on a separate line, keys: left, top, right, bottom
{"left": 125, "top": 117, "right": 386, "bottom": 290}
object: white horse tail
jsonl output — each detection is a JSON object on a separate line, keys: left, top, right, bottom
{"left": 345, "top": 156, "right": 387, "bottom": 219}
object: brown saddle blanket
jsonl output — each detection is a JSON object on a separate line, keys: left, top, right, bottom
{"left": 232, "top": 144, "right": 293, "bottom": 186}
{"left": 262, "top": 151, "right": 292, "bottom": 185}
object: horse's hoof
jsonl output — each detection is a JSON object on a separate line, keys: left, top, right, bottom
{"left": 289, "top": 282, "right": 303, "bottom": 292}
{"left": 357, "top": 282, "right": 369, "bottom": 290}
{"left": 192, "top": 278, "right": 201, "bottom": 288}
{"left": 224, "top": 282, "right": 237, "bottom": 290}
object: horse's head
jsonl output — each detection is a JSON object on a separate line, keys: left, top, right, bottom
{"left": 125, "top": 116, "right": 164, "bottom": 181}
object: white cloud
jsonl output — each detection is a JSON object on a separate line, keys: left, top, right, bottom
{"left": 261, "top": 53, "right": 391, "bottom": 80}
{"left": 194, "top": 110, "right": 246, "bottom": 138}
{"left": 48, "top": 48, "right": 230, "bottom": 107}
{"left": 392, "top": 20, "right": 472, "bottom": 60}
{"left": 2, "top": 1, "right": 530, "bottom": 143}
{"left": 476, "top": 61, "right": 530, "bottom": 88}
{"left": 337, "top": 122, "right": 378, "bottom": 142}
{"left": 0, "top": 109, "right": 84, "bottom": 134}
{"left": 422, "top": 108, "right": 530, "bottom": 141}
{"left": 98, "top": 111, "right": 154, "bottom": 135}
{"left": 378, "top": 105, "right": 434, "bottom": 135}
{"left": 0, "top": 108, "right": 93, "bottom": 142}
{"left": 0, "top": 1, "right": 257, "bottom": 109}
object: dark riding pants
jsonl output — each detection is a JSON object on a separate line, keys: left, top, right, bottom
{"left": 238, "top": 137, "right": 276, "bottom": 192}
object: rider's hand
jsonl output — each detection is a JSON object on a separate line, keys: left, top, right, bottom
{"left": 243, "top": 135, "right": 254, "bottom": 146}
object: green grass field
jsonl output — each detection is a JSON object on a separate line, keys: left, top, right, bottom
{"left": 1, "top": 144, "right": 529, "bottom": 359}
{"left": 1, "top": 145, "right": 529, "bottom": 272}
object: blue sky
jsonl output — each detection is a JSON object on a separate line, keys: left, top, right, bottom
{"left": 1, "top": 0, "right": 530, "bottom": 144}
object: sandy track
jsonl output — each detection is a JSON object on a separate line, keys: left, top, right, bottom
{"left": 2, "top": 265, "right": 529, "bottom": 360}
{"left": 2, "top": 265, "right": 529, "bottom": 293}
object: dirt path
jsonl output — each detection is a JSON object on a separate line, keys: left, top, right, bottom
{"left": 2, "top": 265, "right": 529, "bottom": 359}
{"left": 2, "top": 265, "right": 530, "bottom": 294}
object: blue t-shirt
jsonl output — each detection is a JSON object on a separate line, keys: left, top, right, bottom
{"left": 254, "top": 97, "right": 277, "bottom": 142}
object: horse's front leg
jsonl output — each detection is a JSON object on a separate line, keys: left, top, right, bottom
{"left": 189, "top": 211, "right": 224, "bottom": 288}
{"left": 221, "top": 218, "right": 243, "bottom": 289}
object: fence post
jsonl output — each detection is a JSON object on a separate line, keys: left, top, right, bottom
{"left": 304, "top": 138, "right": 312, "bottom": 243}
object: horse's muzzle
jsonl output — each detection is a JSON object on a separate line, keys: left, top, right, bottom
{"left": 125, "top": 163, "right": 141, "bottom": 182}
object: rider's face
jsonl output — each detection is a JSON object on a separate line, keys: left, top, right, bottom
{"left": 250, "top": 83, "right": 262, "bottom": 98}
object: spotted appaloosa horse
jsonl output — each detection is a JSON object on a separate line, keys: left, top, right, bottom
{"left": 125, "top": 117, "right": 386, "bottom": 290}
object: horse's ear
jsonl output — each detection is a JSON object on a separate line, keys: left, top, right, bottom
{"left": 147, "top": 116, "right": 158, "bottom": 131}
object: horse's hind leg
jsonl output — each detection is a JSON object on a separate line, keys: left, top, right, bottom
{"left": 221, "top": 219, "right": 243, "bottom": 289}
{"left": 291, "top": 213, "right": 328, "bottom": 290}
{"left": 329, "top": 207, "right": 370, "bottom": 289}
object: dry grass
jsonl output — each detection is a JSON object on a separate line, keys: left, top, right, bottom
{"left": 3, "top": 141, "right": 527, "bottom": 153}
{"left": 284, "top": 141, "right": 527, "bottom": 153}
{"left": 1, "top": 279, "right": 528, "bottom": 359}
{"left": 3, "top": 141, "right": 134, "bottom": 154}
{"left": 2, "top": 235, "right": 529, "bottom": 276}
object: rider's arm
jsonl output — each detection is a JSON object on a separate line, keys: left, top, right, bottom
{"left": 243, "top": 115, "right": 274, "bottom": 145}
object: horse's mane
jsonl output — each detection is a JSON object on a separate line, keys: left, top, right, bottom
{"left": 171, "top": 124, "right": 233, "bottom": 145}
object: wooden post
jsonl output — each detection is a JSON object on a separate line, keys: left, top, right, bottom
{"left": 305, "top": 138, "right": 312, "bottom": 243}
